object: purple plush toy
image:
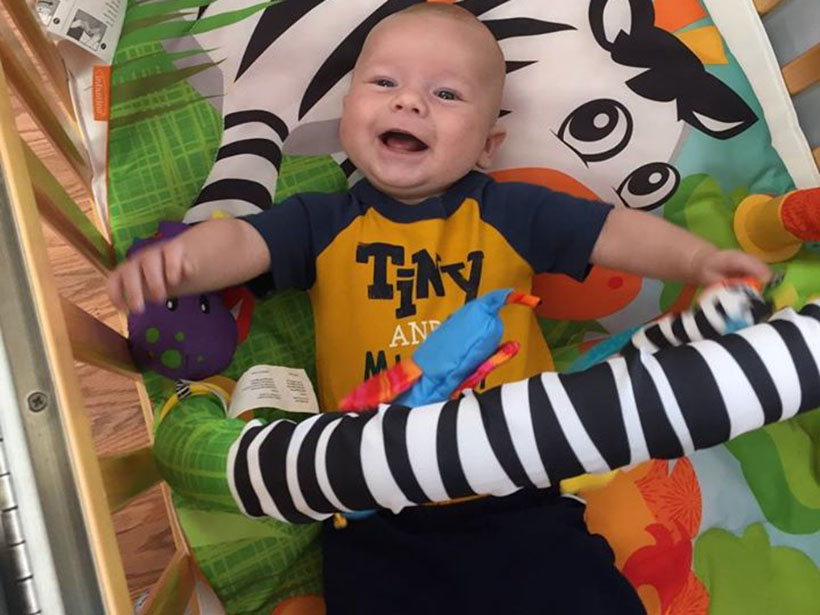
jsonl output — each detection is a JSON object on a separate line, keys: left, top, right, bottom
{"left": 126, "top": 221, "right": 254, "bottom": 381}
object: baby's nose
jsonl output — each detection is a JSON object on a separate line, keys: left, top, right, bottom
{"left": 391, "top": 89, "right": 426, "bottom": 115}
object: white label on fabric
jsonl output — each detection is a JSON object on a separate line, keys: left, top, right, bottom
{"left": 228, "top": 365, "right": 319, "bottom": 418}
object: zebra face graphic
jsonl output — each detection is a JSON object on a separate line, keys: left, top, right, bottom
{"left": 490, "top": 0, "right": 756, "bottom": 210}
{"left": 183, "top": 0, "right": 756, "bottom": 222}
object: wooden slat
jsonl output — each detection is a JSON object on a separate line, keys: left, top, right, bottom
{"left": 782, "top": 43, "right": 820, "bottom": 96}
{"left": 111, "top": 308, "right": 190, "bottom": 557}
{"left": 0, "top": 58, "right": 131, "bottom": 615}
{"left": 814, "top": 146, "right": 820, "bottom": 172}
{"left": 753, "top": 0, "right": 785, "bottom": 15}
{"left": 141, "top": 550, "right": 195, "bottom": 615}
{"left": 0, "top": 18, "right": 92, "bottom": 191}
{"left": 24, "top": 144, "right": 113, "bottom": 272}
{"left": 1, "top": 0, "right": 73, "bottom": 111}
{"left": 60, "top": 296, "right": 139, "bottom": 378}
{"left": 99, "top": 446, "right": 162, "bottom": 513}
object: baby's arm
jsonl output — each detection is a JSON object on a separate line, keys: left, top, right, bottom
{"left": 107, "top": 219, "right": 268, "bottom": 313}
{"left": 591, "top": 208, "right": 771, "bottom": 284}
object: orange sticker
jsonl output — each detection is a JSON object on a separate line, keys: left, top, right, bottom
{"left": 92, "top": 65, "right": 110, "bottom": 121}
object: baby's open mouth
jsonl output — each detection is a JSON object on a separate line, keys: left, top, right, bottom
{"left": 380, "top": 130, "right": 428, "bottom": 152}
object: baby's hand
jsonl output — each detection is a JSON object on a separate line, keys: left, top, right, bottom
{"left": 691, "top": 248, "right": 772, "bottom": 286}
{"left": 107, "top": 239, "right": 193, "bottom": 313}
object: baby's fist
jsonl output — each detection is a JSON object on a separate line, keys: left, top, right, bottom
{"left": 107, "top": 239, "right": 192, "bottom": 313}
{"left": 691, "top": 248, "right": 772, "bottom": 286}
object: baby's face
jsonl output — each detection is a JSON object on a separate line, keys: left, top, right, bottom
{"left": 340, "top": 13, "right": 505, "bottom": 203}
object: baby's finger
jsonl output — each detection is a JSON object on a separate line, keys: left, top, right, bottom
{"left": 747, "top": 258, "right": 773, "bottom": 283}
{"left": 163, "top": 242, "right": 184, "bottom": 290}
{"left": 141, "top": 250, "right": 168, "bottom": 303}
{"left": 181, "top": 253, "right": 197, "bottom": 281}
{"left": 700, "top": 270, "right": 725, "bottom": 286}
{"left": 106, "top": 269, "right": 127, "bottom": 311}
{"left": 729, "top": 252, "right": 772, "bottom": 283}
{"left": 120, "top": 262, "right": 146, "bottom": 313}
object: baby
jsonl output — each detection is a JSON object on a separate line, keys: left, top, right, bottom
{"left": 109, "top": 4, "right": 770, "bottom": 614}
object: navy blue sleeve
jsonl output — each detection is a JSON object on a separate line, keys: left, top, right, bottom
{"left": 481, "top": 181, "right": 613, "bottom": 280}
{"left": 241, "top": 192, "right": 358, "bottom": 295}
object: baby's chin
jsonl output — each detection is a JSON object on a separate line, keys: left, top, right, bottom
{"left": 368, "top": 175, "right": 448, "bottom": 204}
{"left": 364, "top": 168, "right": 461, "bottom": 204}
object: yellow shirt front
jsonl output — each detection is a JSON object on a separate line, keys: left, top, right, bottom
{"left": 244, "top": 172, "right": 612, "bottom": 410}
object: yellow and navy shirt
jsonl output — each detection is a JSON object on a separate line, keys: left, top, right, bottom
{"left": 244, "top": 171, "right": 612, "bottom": 410}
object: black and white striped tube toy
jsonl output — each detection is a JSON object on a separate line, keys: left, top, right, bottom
{"left": 228, "top": 301, "right": 820, "bottom": 524}
{"left": 623, "top": 280, "right": 773, "bottom": 356}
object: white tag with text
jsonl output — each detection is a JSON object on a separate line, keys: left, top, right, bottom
{"left": 228, "top": 365, "right": 319, "bottom": 418}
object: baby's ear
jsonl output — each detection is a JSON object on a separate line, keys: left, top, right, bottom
{"left": 477, "top": 123, "right": 506, "bottom": 169}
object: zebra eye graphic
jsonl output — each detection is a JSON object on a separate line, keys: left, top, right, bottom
{"left": 557, "top": 99, "right": 632, "bottom": 163}
{"left": 616, "top": 162, "right": 680, "bottom": 211}
{"left": 166, "top": 298, "right": 179, "bottom": 311}
{"left": 199, "top": 295, "right": 210, "bottom": 314}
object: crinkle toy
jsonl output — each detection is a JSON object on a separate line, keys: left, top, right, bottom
{"left": 126, "top": 221, "right": 255, "bottom": 381}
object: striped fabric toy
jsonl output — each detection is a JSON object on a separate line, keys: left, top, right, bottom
{"left": 335, "top": 288, "right": 536, "bottom": 525}
{"left": 623, "top": 278, "right": 772, "bottom": 356}
{"left": 568, "top": 277, "right": 774, "bottom": 373}
{"left": 226, "top": 293, "right": 819, "bottom": 524}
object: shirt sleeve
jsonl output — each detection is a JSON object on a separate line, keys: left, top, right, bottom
{"left": 240, "top": 192, "right": 357, "bottom": 296}
{"left": 481, "top": 181, "right": 614, "bottom": 280}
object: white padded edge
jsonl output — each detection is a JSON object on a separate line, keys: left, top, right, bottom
{"left": 703, "top": 0, "right": 819, "bottom": 188}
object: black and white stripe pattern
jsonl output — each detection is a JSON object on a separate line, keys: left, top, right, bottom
{"left": 183, "top": 109, "right": 290, "bottom": 222}
{"left": 227, "top": 301, "right": 820, "bottom": 523}
{"left": 182, "top": 0, "right": 611, "bottom": 223}
{"left": 624, "top": 282, "right": 772, "bottom": 355}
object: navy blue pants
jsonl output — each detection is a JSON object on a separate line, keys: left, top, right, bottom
{"left": 323, "top": 489, "right": 646, "bottom": 615}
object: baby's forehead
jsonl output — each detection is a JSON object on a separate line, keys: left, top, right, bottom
{"left": 359, "top": 13, "right": 504, "bottom": 75}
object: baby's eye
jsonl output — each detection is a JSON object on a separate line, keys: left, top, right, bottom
{"left": 374, "top": 78, "right": 395, "bottom": 88}
{"left": 435, "top": 89, "right": 459, "bottom": 101}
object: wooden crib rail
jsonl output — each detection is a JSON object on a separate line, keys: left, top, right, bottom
{"left": 781, "top": 42, "right": 820, "bottom": 96}
{"left": 753, "top": 0, "right": 789, "bottom": 16}
{"left": 1, "top": 0, "right": 73, "bottom": 111}
{"left": 60, "top": 296, "right": 139, "bottom": 377}
{"left": 1, "top": 7, "right": 191, "bottom": 612}
{"left": 0, "top": 55, "right": 131, "bottom": 614}
{"left": 99, "top": 446, "right": 162, "bottom": 513}
{"left": 141, "top": 550, "right": 197, "bottom": 615}
{"left": 0, "top": 16, "right": 93, "bottom": 192}
{"left": 26, "top": 145, "right": 115, "bottom": 272}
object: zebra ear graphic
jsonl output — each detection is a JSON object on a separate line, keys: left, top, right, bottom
{"left": 626, "top": 67, "right": 757, "bottom": 140}
{"left": 676, "top": 72, "right": 758, "bottom": 140}
{"left": 589, "top": 0, "right": 654, "bottom": 50}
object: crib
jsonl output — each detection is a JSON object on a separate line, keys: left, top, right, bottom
{"left": 0, "top": 0, "right": 818, "bottom": 613}
{"left": 0, "top": 0, "right": 183, "bottom": 612}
